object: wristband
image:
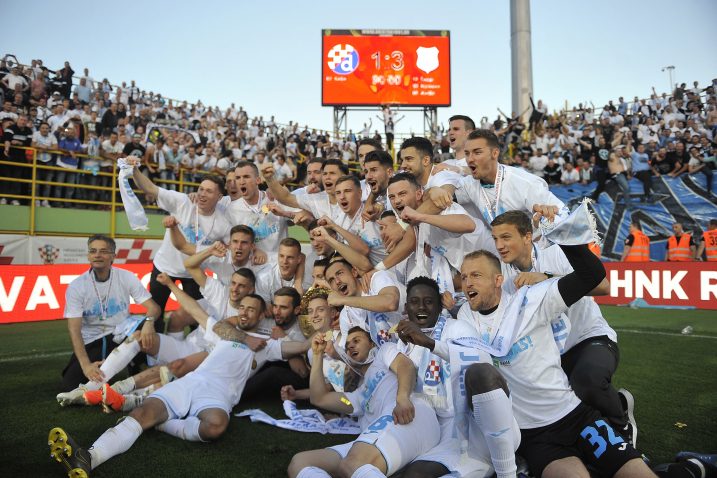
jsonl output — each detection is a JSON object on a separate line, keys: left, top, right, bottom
{"left": 144, "top": 316, "right": 155, "bottom": 322}
{"left": 374, "top": 261, "right": 387, "bottom": 271}
{"left": 543, "top": 272, "right": 554, "bottom": 279}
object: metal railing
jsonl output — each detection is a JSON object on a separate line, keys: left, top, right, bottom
{"left": 0, "top": 145, "right": 208, "bottom": 237}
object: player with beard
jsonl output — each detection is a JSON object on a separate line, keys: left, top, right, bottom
{"left": 395, "top": 277, "right": 500, "bottom": 478}
{"left": 293, "top": 158, "right": 324, "bottom": 195}
{"left": 243, "top": 287, "right": 311, "bottom": 401}
{"left": 80, "top": 267, "right": 258, "bottom": 414}
{"left": 454, "top": 204, "right": 658, "bottom": 477}
{"left": 324, "top": 258, "right": 405, "bottom": 347}
{"left": 287, "top": 326, "right": 440, "bottom": 478}
{"left": 227, "top": 161, "right": 290, "bottom": 255}
{"left": 255, "top": 238, "right": 310, "bottom": 305}
{"left": 262, "top": 158, "right": 349, "bottom": 223}
{"left": 57, "top": 264, "right": 258, "bottom": 409}
{"left": 489, "top": 210, "right": 634, "bottom": 444}
{"left": 361, "top": 150, "right": 395, "bottom": 221}
{"left": 167, "top": 223, "right": 266, "bottom": 285}
{"left": 427, "top": 129, "right": 566, "bottom": 229}
{"left": 399, "top": 136, "right": 462, "bottom": 191}
{"left": 49, "top": 275, "right": 311, "bottom": 478}
{"left": 378, "top": 173, "right": 494, "bottom": 284}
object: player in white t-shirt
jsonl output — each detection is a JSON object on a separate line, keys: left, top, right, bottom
{"left": 361, "top": 149, "right": 394, "bottom": 221}
{"left": 244, "top": 287, "right": 311, "bottom": 401}
{"left": 287, "top": 327, "right": 440, "bottom": 478}
{"left": 426, "top": 129, "right": 566, "bottom": 231}
{"left": 58, "top": 235, "right": 160, "bottom": 393}
{"left": 395, "top": 277, "right": 499, "bottom": 478}
{"left": 263, "top": 158, "right": 349, "bottom": 226}
{"left": 129, "top": 163, "right": 231, "bottom": 330}
{"left": 49, "top": 283, "right": 310, "bottom": 478}
{"left": 490, "top": 210, "right": 632, "bottom": 444}
{"left": 325, "top": 259, "right": 405, "bottom": 348}
{"left": 399, "top": 136, "right": 463, "bottom": 192}
{"left": 255, "top": 237, "right": 310, "bottom": 306}
{"left": 227, "top": 161, "right": 290, "bottom": 255}
{"left": 281, "top": 287, "right": 345, "bottom": 400}
{"left": 455, "top": 241, "right": 654, "bottom": 477}
{"left": 320, "top": 175, "right": 386, "bottom": 266}
{"left": 292, "top": 158, "right": 324, "bottom": 196}
{"left": 167, "top": 223, "right": 267, "bottom": 286}
{"left": 378, "top": 172, "right": 494, "bottom": 280}
{"left": 435, "top": 114, "right": 475, "bottom": 176}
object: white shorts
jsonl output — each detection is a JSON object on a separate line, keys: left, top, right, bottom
{"left": 329, "top": 399, "right": 440, "bottom": 476}
{"left": 150, "top": 373, "right": 231, "bottom": 419}
{"left": 153, "top": 333, "right": 204, "bottom": 364}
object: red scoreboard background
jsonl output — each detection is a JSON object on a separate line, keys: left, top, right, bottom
{"left": 322, "top": 29, "right": 451, "bottom": 107}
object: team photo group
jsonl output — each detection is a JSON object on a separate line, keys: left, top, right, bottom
{"left": 46, "top": 113, "right": 716, "bottom": 478}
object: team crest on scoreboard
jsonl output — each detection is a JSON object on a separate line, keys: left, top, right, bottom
{"left": 416, "top": 46, "right": 439, "bottom": 74}
{"left": 327, "top": 44, "right": 359, "bottom": 75}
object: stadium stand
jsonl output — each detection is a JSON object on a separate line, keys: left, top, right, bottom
{"left": 1, "top": 54, "right": 715, "bottom": 260}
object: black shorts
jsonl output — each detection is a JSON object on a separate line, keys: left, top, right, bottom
{"left": 517, "top": 403, "right": 642, "bottom": 477}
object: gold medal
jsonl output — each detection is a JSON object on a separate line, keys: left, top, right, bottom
{"left": 261, "top": 205, "right": 270, "bottom": 214}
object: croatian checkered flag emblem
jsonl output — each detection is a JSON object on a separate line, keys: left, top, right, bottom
{"left": 38, "top": 244, "right": 60, "bottom": 265}
{"left": 424, "top": 360, "right": 441, "bottom": 386}
{"left": 327, "top": 44, "right": 359, "bottom": 75}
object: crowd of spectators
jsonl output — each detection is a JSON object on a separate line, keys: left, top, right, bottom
{"left": 431, "top": 82, "right": 716, "bottom": 206}
{"left": 1, "top": 52, "right": 715, "bottom": 209}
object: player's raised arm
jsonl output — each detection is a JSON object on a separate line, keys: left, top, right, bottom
{"left": 308, "top": 334, "right": 353, "bottom": 414}
{"left": 127, "top": 156, "right": 159, "bottom": 197}
{"left": 156, "top": 272, "right": 209, "bottom": 329}
{"left": 261, "top": 163, "right": 301, "bottom": 209}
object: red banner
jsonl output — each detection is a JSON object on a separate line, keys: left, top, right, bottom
{"left": 0, "top": 264, "right": 179, "bottom": 324}
{"left": 1, "top": 261, "right": 715, "bottom": 324}
{"left": 595, "top": 261, "right": 717, "bottom": 309}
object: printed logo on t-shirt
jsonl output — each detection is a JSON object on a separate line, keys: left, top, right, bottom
{"left": 83, "top": 298, "right": 126, "bottom": 321}
{"left": 492, "top": 335, "right": 534, "bottom": 367}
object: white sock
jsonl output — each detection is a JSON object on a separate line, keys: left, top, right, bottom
{"left": 133, "top": 384, "right": 156, "bottom": 396}
{"left": 351, "top": 464, "right": 385, "bottom": 478}
{"left": 88, "top": 416, "right": 143, "bottom": 469}
{"left": 472, "top": 389, "right": 517, "bottom": 478}
{"left": 296, "top": 466, "right": 332, "bottom": 478}
{"left": 166, "top": 330, "right": 185, "bottom": 340}
{"left": 155, "top": 417, "right": 205, "bottom": 442}
{"left": 98, "top": 340, "right": 141, "bottom": 382}
{"left": 121, "top": 393, "right": 145, "bottom": 411}
{"left": 112, "top": 376, "right": 136, "bottom": 394}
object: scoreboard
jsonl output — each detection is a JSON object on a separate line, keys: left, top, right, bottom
{"left": 321, "top": 29, "right": 451, "bottom": 107}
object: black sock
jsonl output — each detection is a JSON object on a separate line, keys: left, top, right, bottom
{"left": 653, "top": 461, "right": 703, "bottom": 478}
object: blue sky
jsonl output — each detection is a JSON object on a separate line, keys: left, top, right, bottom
{"left": 3, "top": 0, "right": 715, "bottom": 135}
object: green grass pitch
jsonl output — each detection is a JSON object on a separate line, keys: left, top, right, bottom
{"left": 0, "top": 305, "right": 715, "bottom": 476}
